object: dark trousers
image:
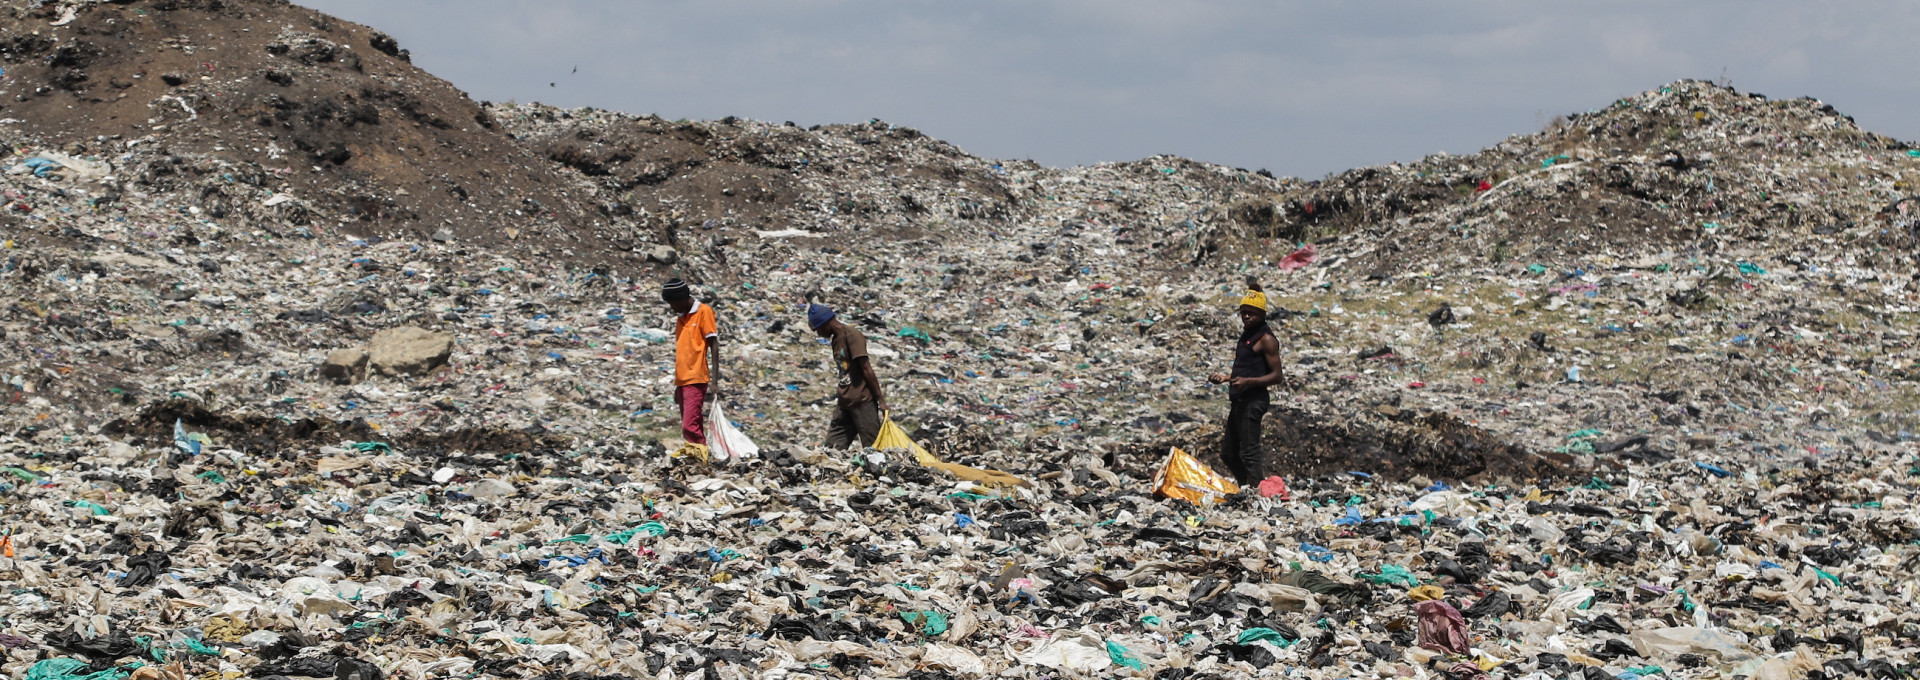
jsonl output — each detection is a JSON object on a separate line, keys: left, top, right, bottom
{"left": 826, "top": 400, "right": 883, "bottom": 449}
{"left": 1220, "top": 392, "right": 1269, "bottom": 485}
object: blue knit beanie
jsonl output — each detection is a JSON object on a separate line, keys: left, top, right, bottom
{"left": 807, "top": 304, "right": 836, "bottom": 329}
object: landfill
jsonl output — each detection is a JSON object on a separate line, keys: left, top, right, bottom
{"left": 2, "top": 1, "right": 1920, "bottom": 679}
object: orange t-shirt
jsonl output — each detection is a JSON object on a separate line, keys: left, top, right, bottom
{"left": 674, "top": 301, "right": 718, "bottom": 386}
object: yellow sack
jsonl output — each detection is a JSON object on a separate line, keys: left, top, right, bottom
{"left": 671, "top": 442, "right": 711, "bottom": 464}
{"left": 874, "top": 415, "right": 938, "bottom": 466}
{"left": 1151, "top": 447, "right": 1240, "bottom": 505}
{"left": 874, "top": 414, "right": 1026, "bottom": 488}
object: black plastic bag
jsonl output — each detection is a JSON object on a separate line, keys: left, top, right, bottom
{"left": 120, "top": 551, "right": 173, "bottom": 587}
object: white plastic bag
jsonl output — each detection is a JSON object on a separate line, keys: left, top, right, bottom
{"left": 706, "top": 400, "right": 759, "bottom": 463}
{"left": 1010, "top": 629, "right": 1111, "bottom": 672}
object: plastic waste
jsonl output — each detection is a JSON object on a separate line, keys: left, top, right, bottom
{"left": 705, "top": 400, "right": 759, "bottom": 463}
{"left": 874, "top": 414, "right": 1026, "bottom": 486}
{"left": 1358, "top": 564, "right": 1420, "bottom": 587}
{"left": 1150, "top": 447, "right": 1240, "bottom": 505}
{"left": 0, "top": 34, "right": 1902, "bottom": 680}
{"left": 1416, "top": 600, "right": 1470, "bottom": 654}
{"left": 1013, "top": 629, "right": 1113, "bottom": 672}
{"left": 1629, "top": 627, "right": 1759, "bottom": 667}
{"left": 1278, "top": 244, "right": 1317, "bottom": 270}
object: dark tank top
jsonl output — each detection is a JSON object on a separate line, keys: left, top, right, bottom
{"left": 1231, "top": 321, "right": 1273, "bottom": 399}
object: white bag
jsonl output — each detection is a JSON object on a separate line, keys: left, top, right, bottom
{"left": 706, "top": 400, "right": 759, "bottom": 463}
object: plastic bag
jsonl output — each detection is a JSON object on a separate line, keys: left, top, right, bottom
{"left": 1278, "top": 244, "right": 1317, "bottom": 270}
{"left": 1011, "top": 629, "right": 1112, "bottom": 672}
{"left": 1747, "top": 645, "right": 1821, "bottom": 680}
{"left": 172, "top": 419, "right": 202, "bottom": 455}
{"left": 1629, "top": 626, "right": 1758, "bottom": 666}
{"left": 921, "top": 643, "right": 987, "bottom": 675}
{"left": 874, "top": 414, "right": 937, "bottom": 465}
{"left": 1416, "top": 600, "right": 1471, "bottom": 654}
{"left": 1151, "top": 447, "right": 1240, "bottom": 505}
{"left": 705, "top": 400, "right": 759, "bottom": 463}
{"left": 876, "top": 413, "right": 1025, "bottom": 487}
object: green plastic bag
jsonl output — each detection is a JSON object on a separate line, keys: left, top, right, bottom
{"left": 603, "top": 521, "right": 667, "bottom": 543}
{"left": 26, "top": 659, "right": 133, "bottom": 680}
{"left": 1236, "top": 628, "right": 1298, "bottom": 646}
{"left": 1357, "top": 564, "right": 1420, "bottom": 587}
{"left": 900, "top": 610, "right": 948, "bottom": 636}
{"left": 66, "top": 500, "right": 111, "bottom": 516}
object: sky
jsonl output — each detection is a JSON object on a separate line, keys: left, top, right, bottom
{"left": 302, "top": 0, "right": 1920, "bottom": 179}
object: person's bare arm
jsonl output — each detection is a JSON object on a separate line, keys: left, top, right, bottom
{"left": 706, "top": 335, "right": 722, "bottom": 391}
{"left": 857, "top": 356, "right": 887, "bottom": 413}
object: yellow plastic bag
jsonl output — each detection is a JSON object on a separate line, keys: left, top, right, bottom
{"left": 1151, "top": 447, "right": 1240, "bottom": 505}
{"left": 671, "top": 442, "right": 711, "bottom": 464}
{"left": 874, "top": 413, "right": 1026, "bottom": 487}
{"left": 874, "top": 415, "right": 938, "bottom": 466}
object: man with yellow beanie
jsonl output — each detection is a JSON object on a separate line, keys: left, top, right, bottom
{"left": 1207, "top": 277, "right": 1284, "bottom": 486}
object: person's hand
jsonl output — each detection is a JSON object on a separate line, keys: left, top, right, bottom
{"left": 1208, "top": 373, "right": 1228, "bottom": 384}
{"left": 1229, "top": 377, "right": 1253, "bottom": 389}
{"left": 875, "top": 400, "right": 890, "bottom": 415}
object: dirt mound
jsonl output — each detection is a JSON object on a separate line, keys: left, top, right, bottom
{"left": 1260, "top": 407, "right": 1570, "bottom": 482}
{"left": 495, "top": 105, "right": 1027, "bottom": 243}
{"left": 0, "top": 0, "right": 600, "bottom": 251}
{"left": 102, "top": 398, "right": 377, "bottom": 450}
{"left": 1111, "top": 405, "right": 1569, "bottom": 485}
{"left": 105, "top": 398, "right": 572, "bottom": 454}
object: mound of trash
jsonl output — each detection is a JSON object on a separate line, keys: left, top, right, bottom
{"left": 1, "top": 0, "right": 1918, "bottom": 678}
{"left": 2, "top": 426, "right": 1910, "bottom": 680}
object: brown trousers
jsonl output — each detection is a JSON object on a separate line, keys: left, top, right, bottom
{"left": 826, "top": 400, "right": 882, "bottom": 449}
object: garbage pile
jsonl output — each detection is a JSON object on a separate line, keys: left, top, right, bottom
{"left": 1, "top": 430, "right": 1914, "bottom": 680}
{"left": 1, "top": 0, "right": 1919, "bottom": 678}
{"left": 1232, "top": 80, "right": 1920, "bottom": 268}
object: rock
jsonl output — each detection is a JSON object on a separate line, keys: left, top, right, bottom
{"left": 367, "top": 326, "right": 453, "bottom": 377}
{"left": 322, "top": 348, "right": 369, "bottom": 385}
{"left": 645, "top": 246, "right": 679, "bottom": 265}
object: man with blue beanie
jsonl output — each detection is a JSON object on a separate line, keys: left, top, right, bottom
{"left": 809, "top": 299, "right": 888, "bottom": 448}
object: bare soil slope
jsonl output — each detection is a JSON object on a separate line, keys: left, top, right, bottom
{"left": 0, "top": 0, "right": 600, "bottom": 251}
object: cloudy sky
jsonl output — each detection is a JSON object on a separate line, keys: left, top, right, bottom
{"left": 303, "top": 1, "right": 1920, "bottom": 178}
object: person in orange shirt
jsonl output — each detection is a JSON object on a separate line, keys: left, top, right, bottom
{"left": 662, "top": 278, "right": 720, "bottom": 445}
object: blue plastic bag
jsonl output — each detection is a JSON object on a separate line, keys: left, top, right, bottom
{"left": 1693, "top": 462, "right": 1731, "bottom": 477}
